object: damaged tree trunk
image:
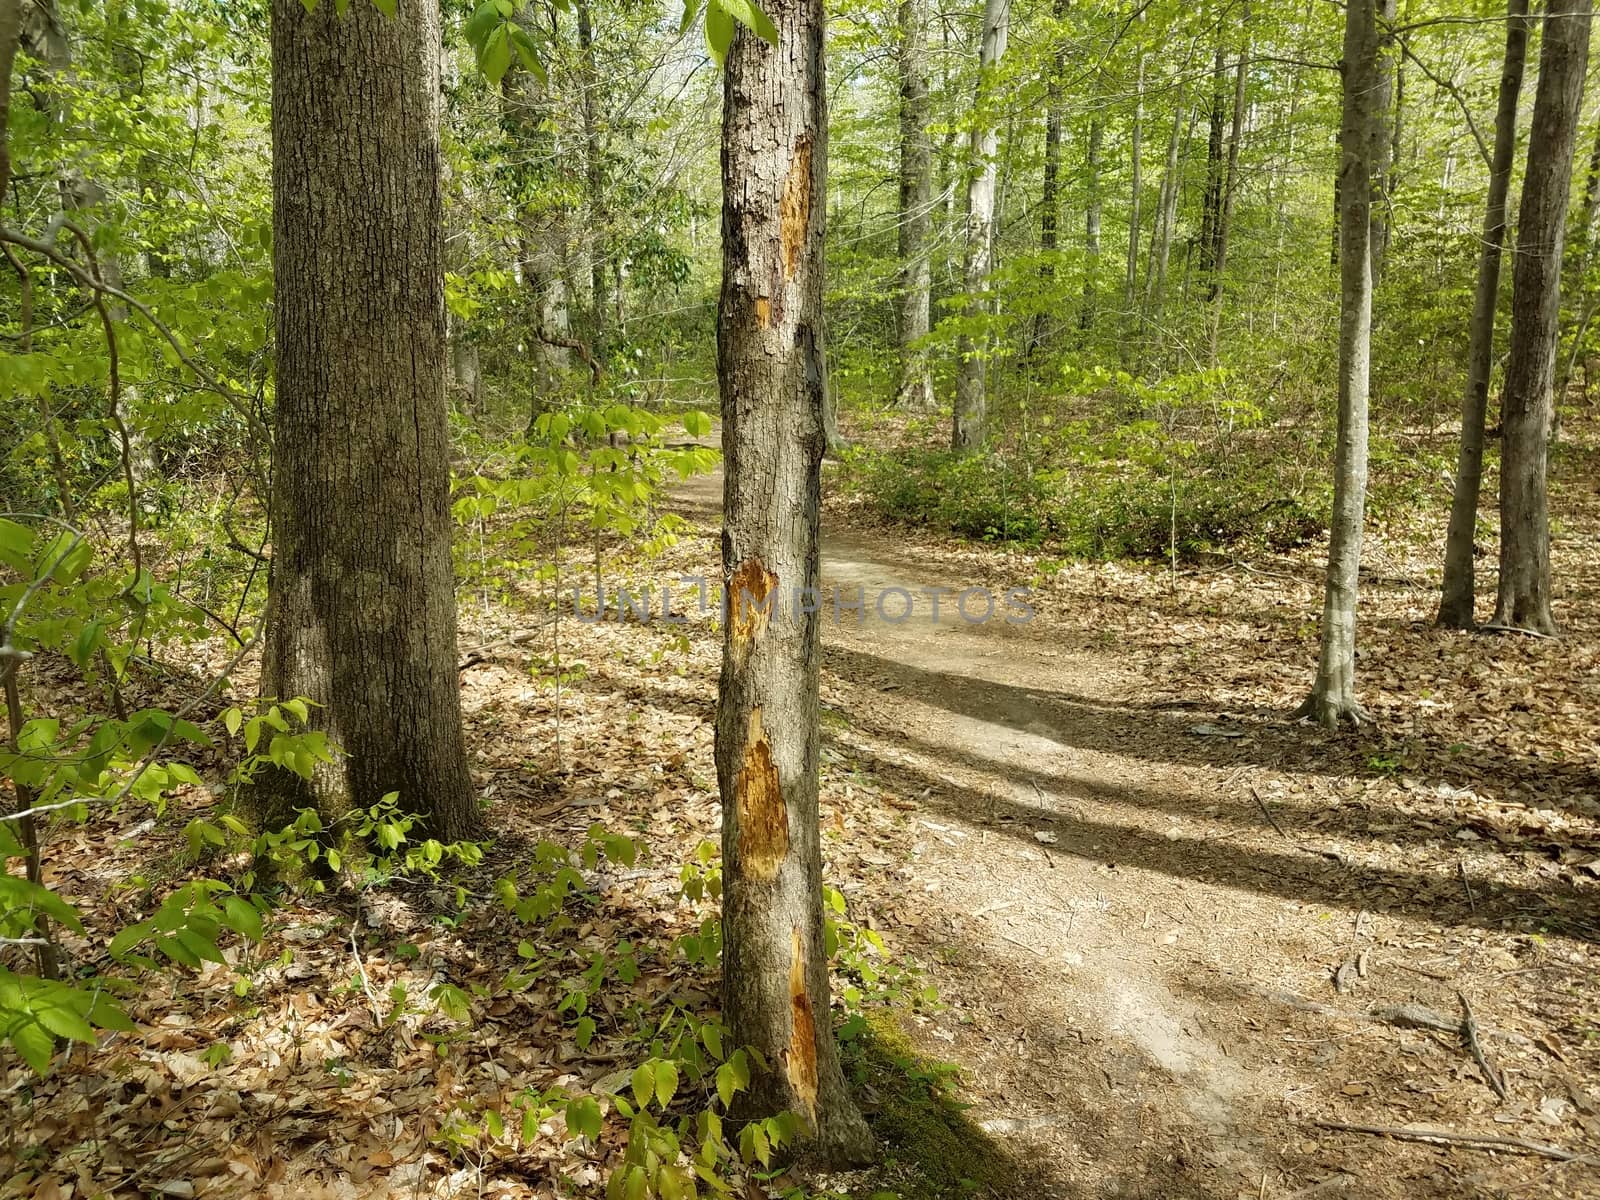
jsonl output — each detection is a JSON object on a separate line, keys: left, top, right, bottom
{"left": 714, "top": 0, "right": 873, "bottom": 1166}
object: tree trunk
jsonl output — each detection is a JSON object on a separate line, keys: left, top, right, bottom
{"left": 1143, "top": 82, "right": 1193, "bottom": 337}
{"left": 1494, "top": 0, "right": 1592, "bottom": 636}
{"left": 894, "top": 0, "right": 934, "bottom": 409}
{"left": 262, "top": 0, "right": 477, "bottom": 840}
{"left": 1081, "top": 116, "right": 1102, "bottom": 332}
{"left": 576, "top": 0, "right": 608, "bottom": 360}
{"left": 951, "top": 0, "right": 1008, "bottom": 453}
{"left": 1197, "top": 43, "right": 1227, "bottom": 283}
{"left": 1296, "top": 0, "right": 1377, "bottom": 729}
{"left": 1369, "top": 0, "right": 1397, "bottom": 277}
{"left": 1437, "top": 0, "right": 1529, "bottom": 630}
{"left": 1029, "top": 0, "right": 1066, "bottom": 356}
{"left": 715, "top": 2, "right": 873, "bottom": 1165}
{"left": 1552, "top": 115, "right": 1600, "bottom": 408}
{"left": 1124, "top": 52, "right": 1144, "bottom": 321}
{"left": 1207, "top": 19, "right": 1248, "bottom": 357}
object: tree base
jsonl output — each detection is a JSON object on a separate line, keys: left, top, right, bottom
{"left": 1290, "top": 691, "right": 1373, "bottom": 730}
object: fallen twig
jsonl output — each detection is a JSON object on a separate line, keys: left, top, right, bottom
{"left": 1458, "top": 990, "right": 1509, "bottom": 1102}
{"left": 1314, "top": 1120, "right": 1597, "bottom": 1166}
{"left": 1249, "top": 784, "right": 1292, "bottom": 840}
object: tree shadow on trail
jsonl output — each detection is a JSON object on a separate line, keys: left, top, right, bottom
{"left": 828, "top": 643, "right": 1600, "bottom": 825}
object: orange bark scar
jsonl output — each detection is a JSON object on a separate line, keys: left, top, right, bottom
{"left": 780, "top": 138, "right": 812, "bottom": 283}
{"left": 729, "top": 556, "right": 777, "bottom": 655}
{"left": 735, "top": 708, "right": 788, "bottom": 880}
{"left": 754, "top": 296, "right": 771, "bottom": 327}
{"left": 784, "top": 926, "right": 819, "bottom": 1126}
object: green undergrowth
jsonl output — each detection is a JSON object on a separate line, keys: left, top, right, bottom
{"left": 844, "top": 443, "right": 1325, "bottom": 561}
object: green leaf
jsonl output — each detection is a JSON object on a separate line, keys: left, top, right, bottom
{"left": 481, "top": 22, "right": 512, "bottom": 85}
{"left": 35, "top": 1003, "right": 97, "bottom": 1044}
{"left": 575, "top": 1015, "right": 596, "bottom": 1049}
{"left": 704, "top": 0, "right": 734, "bottom": 65}
{"left": 719, "top": 0, "right": 777, "bottom": 45}
{"left": 567, "top": 1095, "right": 602, "bottom": 1141}
{"left": 0, "top": 519, "right": 35, "bottom": 572}
{"left": 653, "top": 1059, "right": 679, "bottom": 1108}
{"left": 370, "top": 0, "right": 396, "bottom": 14}
{"left": 465, "top": 0, "right": 500, "bottom": 48}
{"left": 700, "top": 1021, "right": 722, "bottom": 1061}
{"left": 631, "top": 1062, "right": 653, "bottom": 1109}
{"left": 679, "top": 0, "right": 702, "bottom": 36}
{"left": 223, "top": 896, "right": 263, "bottom": 942}
{"left": 11, "top": 1021, "right": 55, "bottom": 1074}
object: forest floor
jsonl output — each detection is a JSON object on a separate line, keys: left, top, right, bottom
{"left": 7, "top": 423, "right": 1600, "bottom": 1199}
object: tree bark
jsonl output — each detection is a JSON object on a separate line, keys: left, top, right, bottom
{"left": 1494, "top": 0, "right": 1592, "bottom": 636}
{"left": 894, "top": 0, "right": 934, "bottom": 409}
{"left": 1296, "top": 0, "right": 1377, "bottom": 729}
{"left": 262, "top": 0, "right": 478, "bottom": 840}
{"left": 1437, "top": 0, "right": 1529, "bottom": 630}
{"left": 715, "top": 1, "right": 873, "bottom": 1165}
{"left": 1142, "top": 80, "right": 1192, "bottom": 338}
{"left": 951, "top": 0, "right": 1008, "bottom": 453}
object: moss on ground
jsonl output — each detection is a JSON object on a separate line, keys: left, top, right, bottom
{"left": 841, "top": 1012, "right": 1018, "bottom": 1199}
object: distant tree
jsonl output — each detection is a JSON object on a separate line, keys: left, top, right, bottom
{"left": 714, "top": 0, "right": 874, "bottom": 1165}
{"left": 261, "top": 0, "right": 478, "bottom": 839}
{"left": 951, "top": 0, "right": 1008, "bottom": 453}
{"left": 1296, "top": 0, "right": 1378, "bottom": 728}
{"left": 1494, "top": 0, "right": 1593, "bottom": 636}
{"left": 895, "top": 0, "right": 934, "bottom": 409}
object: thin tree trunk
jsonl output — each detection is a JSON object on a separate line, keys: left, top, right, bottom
{"left": 1208, "top": 16, "right": 1248, "bottom": 358}
{"left": 1437, "top": 0, "right": 1530, "bottom": 629}
{"left": 1030, "top": 0, "right": 1065, "bottom": 356}
{"left": 1295, "top": 0, "right": 1377, "bottom": 729}
{"left": 1081, "top": 116, "right": 1102, "bottom": 331}
{"left": 262, "top": 0, "right": 478, "bottom": 840}
{"left": 1494, "top": 0, "right": 1592, "bottom": 636}
{"left": 1143, "top": 79, "right": 1189, "bottom": 326}
{"left": 1197, "top": 43, "right": 1227, "bottom": 282}
{"left": 1124, "top": 52, "right": 1144, "bottom": 321}
{"left": 576, "top": 0, "right": 608, "bottom": 359}
{"left": 716, "top": 3, "right": 873, "bottom": 1165}
{"left": 895, "top": 0, "right": 934, "bottom": 408}
{"left": 1370, "top": 0, "right": 1397, "bottom": 277}
{"left": 952, "top": 0, "right": 1008, "bottom": 453}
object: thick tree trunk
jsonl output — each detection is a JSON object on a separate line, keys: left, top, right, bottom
{"left": 894, "top": 0, "right": 934, "bottom": 409}
{"left": 1494, "top": 0, "right": 1592, "bottom": 636}
{"left": 1124, "top": 53, "right": 1144, "bottom": 321}
{"left": 263, "top": 0, "right": 477, "bottom": 840}
{"left": 1081, "top": 117, "right": 1102, "bottom": 331}
{"left": 952, "top": 0, "right": 1008, "bottom": 453}
{"left": 1296, "top": 0, "right": 1377, "bottom": 729}
{"left": 1437, "top": 0, "right": 1529, "bottom": 630}
{"left": 715, "top": 2, "right": 873, "bottom": 1165}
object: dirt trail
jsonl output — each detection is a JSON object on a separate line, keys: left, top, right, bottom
{"left": 674, "top": 462, "right": 1600, "bottom": 1199}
